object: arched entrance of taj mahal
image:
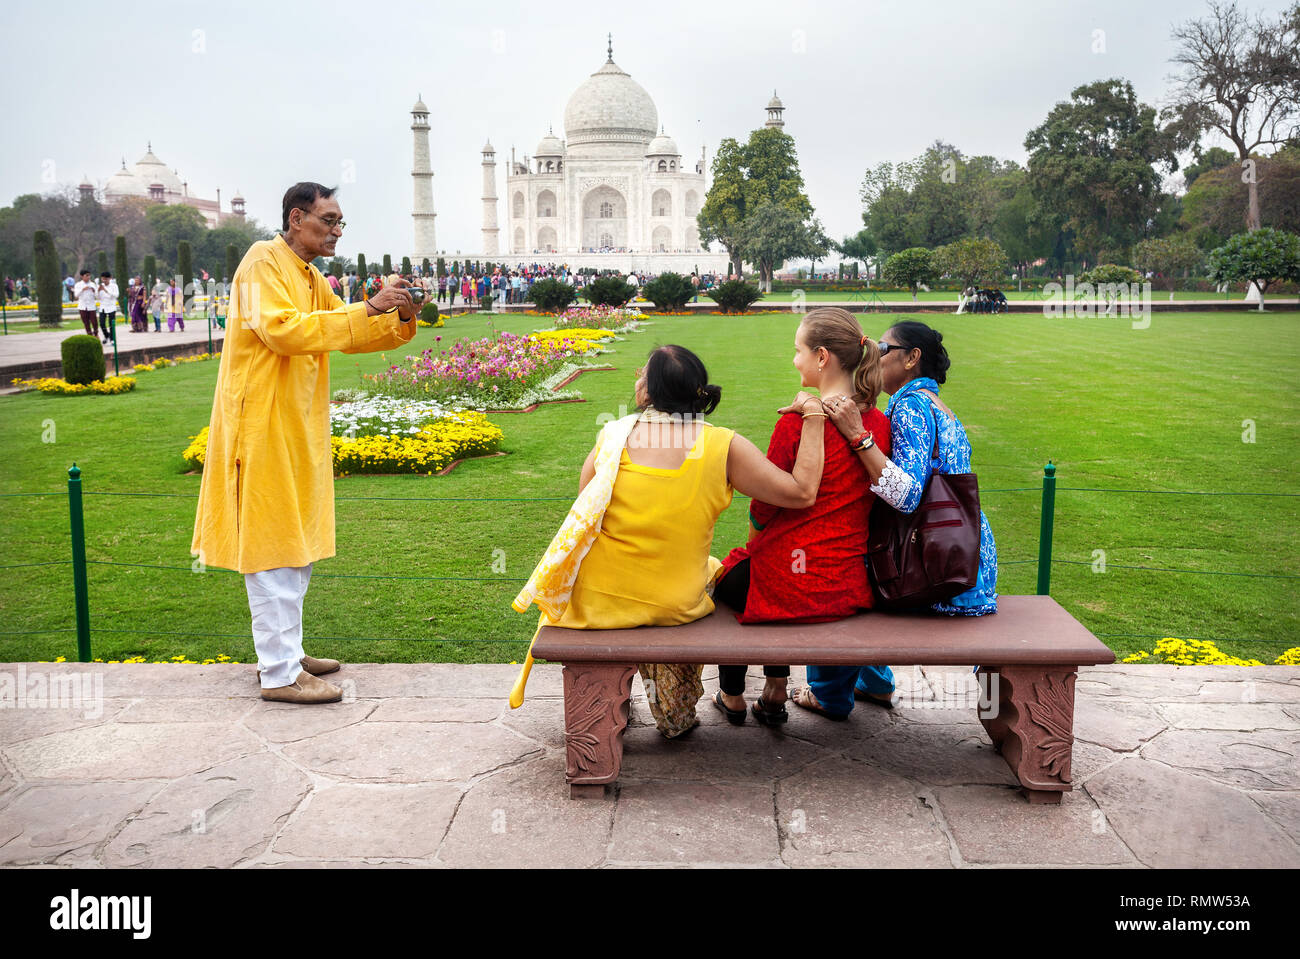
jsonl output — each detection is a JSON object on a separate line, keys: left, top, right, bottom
{"left": 581, "top": 185, "right": 627, "bottom": 250}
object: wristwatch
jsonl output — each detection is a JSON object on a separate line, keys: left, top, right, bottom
{"left": 851, "top": 431, "right": 875, "bottom": 452}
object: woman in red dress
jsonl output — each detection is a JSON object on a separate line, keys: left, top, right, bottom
{"left": 712, "top": 308, "right": 891, "bottom": 725}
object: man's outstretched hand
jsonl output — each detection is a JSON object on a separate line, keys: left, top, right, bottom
{"left": 368, "top": 277, "right": 417, "bottom": 320}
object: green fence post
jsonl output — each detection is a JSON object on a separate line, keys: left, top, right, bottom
{"left": 67, "top": 464, "right": 92, "bottom": 662}
{"left": 1036, "top": 461, "right": 1056, "bottom": 595}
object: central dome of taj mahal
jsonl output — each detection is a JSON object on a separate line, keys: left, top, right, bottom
{"left": 563, "top": 43, "right": 658, "bottom": 149}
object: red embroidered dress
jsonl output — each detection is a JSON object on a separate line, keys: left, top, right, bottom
{"left": 719, "top": 407, "right": 891, "bottom": 623}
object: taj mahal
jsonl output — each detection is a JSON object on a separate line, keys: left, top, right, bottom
{"left": 410, "top": 37, "right": 782, "bottom": 273}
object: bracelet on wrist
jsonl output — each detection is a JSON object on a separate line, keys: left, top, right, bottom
{"left": 851, "top": 431, "right": 875, "bottom": 451}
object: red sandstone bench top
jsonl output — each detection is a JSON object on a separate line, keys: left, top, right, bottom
{"left": 533, "top": 595, "right": 1115, "bottom": 667}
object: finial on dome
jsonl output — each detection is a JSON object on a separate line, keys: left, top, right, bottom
{"left": 147, "top": 140, "right": 152, "bottom": 151}
{"left": 607, "top": 32, "right": 612, "bottom": 61}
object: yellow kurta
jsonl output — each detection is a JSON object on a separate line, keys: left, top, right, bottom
{"left": 191, "top": 234, "right": 416, "bottom": 573}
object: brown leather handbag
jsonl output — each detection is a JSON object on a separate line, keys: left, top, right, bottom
{"left": 866, "top": 395, "right": 982, "bottom": 609}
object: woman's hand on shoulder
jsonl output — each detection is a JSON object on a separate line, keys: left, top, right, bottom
{"left": 823, "top": 393, "right": 865, "bottom": 439}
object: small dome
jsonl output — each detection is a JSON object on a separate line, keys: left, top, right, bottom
{"left": 534, "top": 129, "right": 565, "bottom": 157}
{"left": 646, "top": 130, "right": 678, "bottom": 157}
{"left": 767, "top": 91, "right": 784, "bottom": 109}
{"left": 412, "top": 94, "right": 429, "bottom": 114}
{"left": 482, "top": 139, "right": 495, "bottom": 153}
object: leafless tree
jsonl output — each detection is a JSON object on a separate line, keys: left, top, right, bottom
{"left": 1164, "top": 1, "right": 1300, "bottom": 231}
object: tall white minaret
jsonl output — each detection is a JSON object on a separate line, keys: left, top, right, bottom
{"left": 481, "top": 140, "right": 499, "bottom": 256}
{"left": 765, "top": 90, "right": 785, "bottom": 129}
{"left": 411, "top": 94, "right": 437, "bottom": 259}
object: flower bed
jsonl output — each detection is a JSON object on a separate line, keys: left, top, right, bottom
{"left": 551, "top": 305, "right": 647, "bottom": 331}
{"left": 13, "top": 375, "right": 137, "bottom": 395}
{"left": 1121, "top": 637, "right": 1300, "bottom": 666}
{"left": 133, "top": 352, "right": 220, "bottom": 373}
{"left": 362, "top": 330, "right": 613, "bottom": 407}
{"left": 183, "top": 409, "right": 504, "bottom": 477}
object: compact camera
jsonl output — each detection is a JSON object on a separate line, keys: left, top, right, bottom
{"left": 408, "top": 287, "right": 425, "bottom": 305}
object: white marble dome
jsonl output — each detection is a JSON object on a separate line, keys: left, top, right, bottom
{"left": 535, "top": 131, "right": 565, "bottom": 157}
{"left": 564, "top": 58, "right": 658, "bottom": 147}
{"left": 646, "top": 131, "right": 678, "bottom": 157}
{"left": 104, "top": 159, "right": 146, "bottom": 198}
{"left": 132, "top": 147, "right": 184, "bottom": 196}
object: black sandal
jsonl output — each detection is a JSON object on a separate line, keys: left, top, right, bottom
{"left": 751, "top": 698, "right": 789, "bottom": 726}
{"left": 712, "top": 690, "right": 747, "bottom": 725}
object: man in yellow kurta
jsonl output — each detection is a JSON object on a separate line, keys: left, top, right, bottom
{"left": 192, "top": 182, "right": 418, "bottom": 704}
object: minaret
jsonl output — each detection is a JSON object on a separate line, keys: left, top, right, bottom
{"left": 765, "top": 90, "right": 785, "bottom": 129}
{"left": 481, "top": 140, "right": 500, "bottom": 256}
{"left": 411, "top": 94, "right": 437, "bottom": 259}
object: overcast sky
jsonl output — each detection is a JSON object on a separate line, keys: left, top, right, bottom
{"left": 3, "top": 0, "right": 1288, "bottom": 263}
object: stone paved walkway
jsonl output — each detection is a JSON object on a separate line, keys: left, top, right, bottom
{"left": 1, "top": 663, "right": 1297, "bottom": 868}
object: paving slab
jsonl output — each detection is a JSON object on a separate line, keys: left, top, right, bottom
{"left": 1085, "top": 758, "right": 1299, "bottom": 868}
{"left": 3, "top": 722, "right": 263, "bottom": 781}
{"left": 340, "top": 663, "right": 564, "bottom": 699}
{"left": 0, "top": 782, "right": 165, "bottom": 865}
{"left": 1246, "top": 791, "right": 1300, "bottom": 846}
{"left": 1194, "top": 680, "right": 1300, "bottom": 704}
{"left": 609, "top": 781, "right": 780, "bottom": 865}
{"left": 368, "top": 697, "right": 502, "bottom": 723}
{"left": 102, "top": 754, "right": 311, "bottom": 868}
{"left": 280, "top": 722, "right": 541, "bottom": 782}
{"left": 241, "top": 700, "right": 377, "bottom": 742}
{"left": 0, "top": 700, "right": 131, "bottom": 745}
{"left": 776, "top": 755, "right": 952, "bottom": 868}
{"left": 936, "top": 784, "right": 1134, "bottom": 866}
{"left": 273, "top": 783, "right": 461, "bottom": 861}
{"left": 619, "top": 724, "right": 830, "bottom": 784}
{"left": 438, "top": 757, "right": 613, "bottom": 868}
{"left": 1156, "top": 702, "right": 1300, "bottom": 730}
{"left": 117, "top": 696, "right": 257, "bottom": 723}
{"left": 843, "top": 723, "right": 1017, "bottom": 786}
{"left": 1072, "top": 700, "right": 1169, "bottom": 751}
{"left": 1139, "top": 728, "right": 1300, "bottom": 790}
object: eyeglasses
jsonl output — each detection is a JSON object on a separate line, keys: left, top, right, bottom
{"left": 302, "top": 211, "right": 346, "bottom": 231}
{"left": 878, "top": 341, "right": 912, "bottom": 356}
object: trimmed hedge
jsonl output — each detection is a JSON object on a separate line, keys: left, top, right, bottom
{"left": 61, "top": 335, "right": 106, "bottom": 385}
{"left": 708, "top": 280, "right": 763, "bottom": 313}
{"left": 580, "top": 276, "right": 636, "bottom": 308}
{"left": 529, "top": 278, "right": 578, "bottom": 312}
{"left": 641, "top": 272, "right": 695, "bottom": 311}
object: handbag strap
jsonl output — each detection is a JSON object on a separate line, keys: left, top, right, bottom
{"left": 889, "top": 387, "right": 945, "bottom": 466}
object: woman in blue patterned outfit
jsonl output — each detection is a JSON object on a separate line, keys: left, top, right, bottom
{"left": 786, "top": 320, "right": 997, "bottom": 718}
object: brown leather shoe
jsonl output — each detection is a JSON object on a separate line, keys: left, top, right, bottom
{"left": 260, "top": 671, "right": 343, "bottom": 704}
{"left": 257, "top": 656, "right": 341, "bottom": 681}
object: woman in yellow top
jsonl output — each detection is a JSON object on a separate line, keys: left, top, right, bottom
{"left": 544, "top": 344, "right": 827, "bottom": 738}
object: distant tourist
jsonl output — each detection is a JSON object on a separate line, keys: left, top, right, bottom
{"left": 74, "top": 270, "right": 97, "bottom": 335}
{"left": 128, "top": 277, "right": 148, "bottom": 332}
{"left": 149, "top": 279, "right": 165, "bottom": 331}
{"left": 165, "top": 278, "right": 184, "bottom": 331}
{"left": 96, "top": 272, "right": 119, "bottom": 344}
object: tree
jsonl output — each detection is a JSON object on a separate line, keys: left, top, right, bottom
{"left": 96, "top": 250, "right": 108, "bottom": 277}
{"left": 114, "top": 235, "right": 128, "bottom": 313}
{"left": 177, "top": 241, "right": 193, "bottom": 313}
{"left": 383, "top": 253, "right": 392, "bottom": 275}
{"left": 356, "top": 253, "right": 367, "bottom": 279}
{"left": 699, "top": 126, "right": 817, "bottom": 277}
{"left": 1164, "top": 1, "right": 1300, "bottom": 231}
{"left": 436, "top": 256, "right": 446, "bottom": 277}
{"left": 401, "top": 255, "right": 411, "bottom": 275}
{"left": 932, "top": 236, "right": 1009, "bottom": 291}
{"left": 146, "top": 204, "right": 206, "bottom": 264}
{"left": 226, "top": 244, "right": 238, "bottom": 284}
{"left": 1133, "top": 234, "right": 1204, "bottom": 281}
{"left": 738, "top": 201, "right": 822, "bottom": 292}
{"left": 837, "top": 228, "right": 878, "bottom": 271}
{"left": 1182, "top": 146, "right": 1236, "bottom": 190}
{"left": 882, "top": 247, "right": 936, "bottom": 301}
{"left": 1025, "top": 79, "right": 1183, "bottom": 265}
{"left": 1208, "top": 228, "right": 1300, "bottom": 309}
{"left": 1181, "top": 144, "right": 1300, "bottom": 248}
{"left": 991, "top": 175, "right": 1056, "bottom": 277}
{"left": 33, "top": 230, "right": 62, "bottom": 328}
{"left": 422, "top": 257, "right": 432, "bottom": 275}
{"left": 144, "top": 254, "right": 156, "bottom": 292}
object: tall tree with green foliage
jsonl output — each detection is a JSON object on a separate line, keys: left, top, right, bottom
{"left": 97, "top": 250, "right": 108, "bottom": 276}
{"left": 401, "top": 255, "right": 411, "bottom": 275}
{"left": 1181, "top": 145, "right": 1300, "bottom": 249}
{"left": 1134, "top": 234, "right": 1204, "bottom": 280}
{"left": 114, "top": 235, "right": 128, "bottom": 313}
{"left": 34, "top": 230, "right": 62, "bottom": 329}
{"left": 143, "top": 254, "right": 156, "bottom": 292}
{"left": 739, "top": 202, "right": 824, "bottom": 292}
{"left": 422, "top": 257, "right": 431, "bottom": 275}
{"left": 436, "top": 256, "right": 446, "bottom": 277}
{"left": 383, "top": 253, "right": 392, "bottom": 274}
{"left": 1164, "top": 1, "right": 1300, "bottom": 232}
{"left": 226, "top": 244, "right": 238, "bottom": 284}
{"left": 356, "top": 253, "right": 367, "bottom": 280}
{"left": 177, "top": 241, "right": 192, "bottom": 315}
{"left": 1025, "top": 79, "right": 1183, "bottom": 264}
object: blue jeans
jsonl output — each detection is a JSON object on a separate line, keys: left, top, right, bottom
{"left": 805, "top": 665, "right": 894, "bottom": 716}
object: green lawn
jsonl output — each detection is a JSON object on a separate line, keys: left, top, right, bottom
{"left": 0, "top": 309, "right": 1296, "bottom": 666}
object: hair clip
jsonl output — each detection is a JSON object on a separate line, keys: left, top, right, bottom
{"left": 860, "top": 335, "right": 869, "bottom": 347}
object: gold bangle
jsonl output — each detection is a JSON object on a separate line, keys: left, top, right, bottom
{"left": 801, "top": 411, "right": 828, "bottom": 419}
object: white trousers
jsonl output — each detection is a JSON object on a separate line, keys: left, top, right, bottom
{"left": 245, "top": 564, "right": 313, "bottom": 689}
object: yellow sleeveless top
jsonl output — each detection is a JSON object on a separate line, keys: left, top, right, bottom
{"left": 547, "top": 423, "right": 735, "bottom": 629}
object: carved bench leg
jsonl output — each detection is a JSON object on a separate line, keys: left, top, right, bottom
{"left": 978, "top": 665, "right": 1077, "bottom": 804}
{"left": 562, "top": 662, "right": 636, "bottom": 799}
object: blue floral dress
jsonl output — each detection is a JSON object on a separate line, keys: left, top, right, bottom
{"left": 870, "top": 377, "right": 998, "bottom": 615}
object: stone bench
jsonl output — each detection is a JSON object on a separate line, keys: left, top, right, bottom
{"left": 531, "top": 594, "right": 1116, "bottom": 803}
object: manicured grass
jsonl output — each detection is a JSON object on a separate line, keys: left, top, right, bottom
{"left": 0, "top": 310, "right": 1296, "bottom": 667}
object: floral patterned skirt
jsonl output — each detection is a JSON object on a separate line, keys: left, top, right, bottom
{"left": 637, "top": 663, "right": 703, "bottom": 738}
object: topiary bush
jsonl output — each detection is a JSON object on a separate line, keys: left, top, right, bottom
{"left": 708, "top": 279, "right": 763, "bottom": 313}
{"left": 581, "top": 275, "right": 636, "bottom": 308}
{"left": 62, "top": 335, "right": 106, "bottom": 385}
{"left": 419, "top": 301, "right": 441, "bottom": 324}
{"left": 529, "top": 278, "right": 578, "bottom": 312}
{"left": 641, "top": 272, "right": 695, "bottom": 312}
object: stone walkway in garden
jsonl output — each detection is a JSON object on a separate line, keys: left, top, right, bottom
{"left": 1, "top": 662, "right": 1297, "bottom": 868}
{"left": 0, "top": 323, "right": 223, "bottom": 384}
